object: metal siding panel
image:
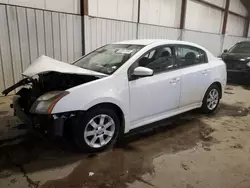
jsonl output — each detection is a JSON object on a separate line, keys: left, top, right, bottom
{"left": 106, "top": 19, "right": 112, "bottom": 44}
{"left": 26, "top": 8, "right": 38, "bottom": 63}
{"left": 16, "top": 7, "right": 30, "bottom": 71}
{"left": 223, "top": 36, "right": 245, "bottom": 50}
{"left": 186, "top": 1, "right": 223, "bottom": 34}
{"left": 44, "top": 11, "right": 54, "bottom": 58}
{"left": 120, "top": 21, "right": 125, "bottom": 40}
{"left": 91, "top": 18, "right": 98, "bottom": 51}
{"left": 35, "top": 10, "right": 46, "bottom": 57}
{"left": 0, "top": 5, "right": 14, "bottom": 90}
{"left": 96, "top": 18, "right": 102, "bottom": 48}
{"left": 138, "top": 23, "right": 181, "bottom": 40}
{"left": 73, "top": 15, "right": 82, "bottom": 60}
{"left": 52, "top": 12, "right": 61, "bottom": 61}
{"left": 84, "top": 16, "right": 91, "bottom": 54}
{"left": 182, "top": 30, "right": 223, "bottom": 56}
{"left": 0, "top": 39, "right": 4, "bottom": 92}
{"left": 67, "top": 14, "right": 74, "bottom": 63}
{"left": 101, "top": 19, "right": 107, "bottom": 46}
{"left": 227, "top": 14, "right": 245, "bottom": 37}
{"left": 7, "top": 6, "right": 22, "bottom": 84}
{"left": 59, "top": 13, "right": 68, "bottom": 62}
{"left": 111, "top": 20, "right": 116, "bottom": 42}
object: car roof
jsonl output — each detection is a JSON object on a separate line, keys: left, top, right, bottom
{"left": 115, "top": 39, "right": 205, "bottom": 49}
{"left": 238, "top": 41, "right": 250, "bottom": 44}
{"left": 115, "top": 39, "right": 216, "bottom": 60}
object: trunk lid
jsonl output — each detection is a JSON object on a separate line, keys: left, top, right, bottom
{"left": 23, "top": 55, "right": 107, "bottom": 77}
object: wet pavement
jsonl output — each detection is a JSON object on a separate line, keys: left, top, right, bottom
{"left": 0, "top": 85, "right": 250, "bottom": 188}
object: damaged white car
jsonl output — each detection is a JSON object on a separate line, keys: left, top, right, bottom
{"left": 2, "top": 39, "right": 227, "bottom": 152}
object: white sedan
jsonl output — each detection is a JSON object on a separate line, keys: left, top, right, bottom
{"left": 3, "top": 39, "right": 227, "bottom": 152}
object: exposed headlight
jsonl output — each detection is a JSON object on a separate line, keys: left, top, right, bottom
{"left": 247, "top": 62, "right": 250, "bottom": 67}
{"left": 30, "top": 91, "right": 69, "bottom": 114}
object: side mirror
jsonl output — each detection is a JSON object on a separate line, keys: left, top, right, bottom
{"left": 223, "top": 49, "right": 228, "bottom": 53}
{"left": 133, "top": 66, "right": 153, "bottom": 77}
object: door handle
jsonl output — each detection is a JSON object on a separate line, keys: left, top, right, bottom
{"left": 170, "top": 77, "right": 180, "bottom": 84}
{"left": 202, "top": 69, "right": 210, "bottom": 75}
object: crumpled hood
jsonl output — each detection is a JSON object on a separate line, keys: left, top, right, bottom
{"left": 23, "top": 55, "right": 107, "bottom": 77}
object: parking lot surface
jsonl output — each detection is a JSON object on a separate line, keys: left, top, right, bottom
{"left": 0, "top": 85, "right": 250, "bottom": 188}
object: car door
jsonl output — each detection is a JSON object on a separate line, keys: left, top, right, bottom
{"left": 176, "top": 45, "right": 211, "bottom": 107}
{"left": 128, "top": 45, "right": 181, "bottom": 127}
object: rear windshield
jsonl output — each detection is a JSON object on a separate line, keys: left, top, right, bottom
{"left": 229, "top": 43, "right": 250, "bottom": 54}
{"left": 74, "top": 44, "right": 144, "bottom": 75}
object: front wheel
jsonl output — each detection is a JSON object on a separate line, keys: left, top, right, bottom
{"left": 201, "top": 84, "right": 221, "bottom": 113}
{"left": 72, "top": 107, "right": 120, "bottom": 152}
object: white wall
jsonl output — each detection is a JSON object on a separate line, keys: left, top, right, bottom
{"left": 138, "top": 24, "right": 181, "bottom": 40}
{"left": 185, "top": 0, "right": 224, "bottom": 34}
{"left": 223, "top": 36, "right": 246, "bottom": 50}
{"left": 88, "top": 0, "right": 138, "bottom": 22}
{"left": 0, "top": 0, "right": 80, "bottom": 14}
{"left": 229, "top": 0, "right": 247, "bottom": 16}
{"left": 84, "top": 16, "right": 137, "bottom": 53}
{"left": 0, "top": 4, "right": 82, "bottom": 92}
{"left": 182, "top": 30, "right": 223, "bottom": 56}
{"left": 140, "top": 0, "right": 182, "bottom": 28}
{"left": 227, "top": 14, "right": 245, "bottom": 36}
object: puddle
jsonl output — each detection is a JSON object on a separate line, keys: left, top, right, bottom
{"left": 224, "top": 91, "right": 234, "bottom": 95}
{"left": 40, "top": 116, "right": 216, "bottom": 188}
{"left": 242, "top": 85, "right": 250, "bottom": 90}
{"left": 215, "top": 103, "right": 250, "bottom": 117}
{"left": 0, "top": 111, "right": 8, "bottom": 115}
{"left": 0, "top": 102, "right": 244, "bottom": 188}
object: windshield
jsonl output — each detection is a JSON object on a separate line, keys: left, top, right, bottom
{"left": 229, "top": 43, "right": 250, "bottom": 54}
{"left": 74, "top": 44, "right": 144, "bottom": 74}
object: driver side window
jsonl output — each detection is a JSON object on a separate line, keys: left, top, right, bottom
{"left": 138, "top": 46, "right": 175, "bottom": 74}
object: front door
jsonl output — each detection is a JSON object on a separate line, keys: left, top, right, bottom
{"left": 128, "top": 45, "right": 181, "bottom": 127}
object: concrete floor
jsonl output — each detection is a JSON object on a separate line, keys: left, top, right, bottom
{"left": 0, "top": 85, "right": 250, "bottom": 188}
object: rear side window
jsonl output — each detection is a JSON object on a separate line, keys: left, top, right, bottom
{"left": 176, "top": 45, "right": 207, "bottom": 68}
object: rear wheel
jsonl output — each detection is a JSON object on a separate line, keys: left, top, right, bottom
{"left": 201, "top": 84, "right": 221, "bottom": 113}
{"left": 72, "top": 107, "right": 120, "bottom": 152}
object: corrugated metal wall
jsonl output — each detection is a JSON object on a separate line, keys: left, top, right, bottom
{"left": 0, "top": 4, "right": 82, "bottom": 92}
{"left": 223, "top": 36, "right": 246, "bottom": 50}
{"left": 84, "top": 16, "right": 137, "bottom": 53}
{"left": 138, "top": 24, "right": 181, "bottom": 40}
{"left": 182, "top": 30, "right": 223, "bottom": 56}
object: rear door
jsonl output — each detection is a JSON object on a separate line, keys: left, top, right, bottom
{"left": 176, "top": 45, "right": 211, "bottom": 107}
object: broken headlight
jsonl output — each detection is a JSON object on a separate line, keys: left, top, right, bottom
{"left": 30, "top": 91, "right": 69, "bottom": 114}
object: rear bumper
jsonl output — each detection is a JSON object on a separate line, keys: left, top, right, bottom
{"left": 12, "top": 96, "right": 65, "bottom": 137}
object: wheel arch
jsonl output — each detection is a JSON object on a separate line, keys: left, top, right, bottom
{"left": 86, "top": 102, "right": 125, "bottom": 135}
{"left": 203, "top": 81, "right": 222, "bottom": 101}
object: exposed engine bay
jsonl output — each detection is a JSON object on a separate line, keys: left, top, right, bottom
{"left": 2, "top": 72, "right": 100, "bottom": 137}
{"left": 3, "top": 72, "right": 99, "bottom": 113}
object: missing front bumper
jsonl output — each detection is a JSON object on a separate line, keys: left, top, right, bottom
{"left": 12, "top": 96, "right": 66, "bottom": 137}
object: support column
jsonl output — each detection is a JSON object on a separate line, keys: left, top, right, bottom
{"left": 179, "top": 0, "right": 187, "bottom": 40}
{"left": 80, "top": 0, "right": 88, "bottom": 55}
{"left": 136, "top": 0, "right": 141, "bottom": 39}
{"left": 222, "top": 0, "right": 230, "bottom": 35}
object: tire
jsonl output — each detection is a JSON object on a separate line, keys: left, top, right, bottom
{"left": 71, "top": 106, "right": 120, "bottom": 152}
{"left": 201, "top": 84, "right": 221, "bottom": 114}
